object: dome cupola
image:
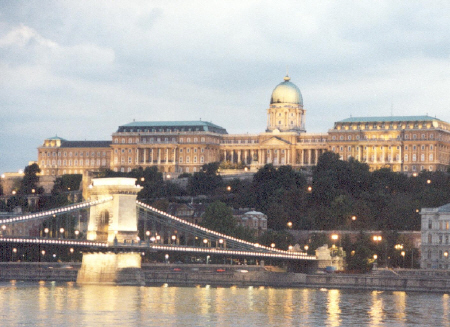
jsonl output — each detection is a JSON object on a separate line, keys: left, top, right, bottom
{"left": 270, "top": 75, "right": 303, "bottom": 106}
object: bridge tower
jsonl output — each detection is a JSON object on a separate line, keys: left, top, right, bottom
{"left": 77, "top": 177, "right": 144, "bottom": 285}
{"left": 86, "top": 178, "right": 142, "bottom": 245}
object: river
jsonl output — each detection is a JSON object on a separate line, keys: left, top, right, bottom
{"left": 0, "top": 281, "right": 449, "bottom": 326}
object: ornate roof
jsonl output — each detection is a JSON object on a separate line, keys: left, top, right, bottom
{"left": 337, "top": 116, "right": 442, "bottom": 123}
{"left": 270, "top": 75, "right": 303, "bottom": 106}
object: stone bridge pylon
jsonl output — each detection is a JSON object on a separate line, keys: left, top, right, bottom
{"left": 77, "top": 177, "right": 144, "bottom": 285}
{"left": 86, "top": 178, "right": 142, "bottom": 245}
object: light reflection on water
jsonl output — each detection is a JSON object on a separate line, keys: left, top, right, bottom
{"left": 0, "top": 281, "right": 449, "bottom": 326}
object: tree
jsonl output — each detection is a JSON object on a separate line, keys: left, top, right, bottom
{"left": 201, "top": 201, "right": 237, "bottom": 235}
{"left": 187, "top": 162, "right": 223, "bottom": 195}
{"left": 259, "top": 230, "right": 295, "bottom": 251}
{"left": 251, "top": 164, "right": 307, "bottom": 229}
{"left": 345, "top": 232, "right": 373, "bottom": 273}
{"left": 18, "top": 163, "right": 44, "bottom": 195}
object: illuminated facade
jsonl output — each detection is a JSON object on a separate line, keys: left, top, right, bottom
{"left": 36, "top": 75, "right": 450, "bottom": 178}
{"left": 329, "top": 116, "right": 450, "bottom": 173}
{"left": 421, "top": 203, "right": 450, "bottom": 269}
{"left": 37, "top": 137, "right": 111, "bottom": 176}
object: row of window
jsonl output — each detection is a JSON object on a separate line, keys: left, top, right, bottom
{"left": 40, "top": 159, "right": 106, "bottom": 167}
{"left": 336, "top": 122, "right": 433, "bottom": 130}
{"left": 41, "top": 151, "right": 107, "bottom": 157}
{"left": 222, "top": 139, "right": 258, "bottom": 144}
{"left": 113, "top": 156, "right": 206, "bottom": 164}
{"left": 114, "top": 148, "right": 205, "bottom": 154}
{"left": 404, "top": 154, "right": 434, "bottom": 162}
{"left": 179, "top": 156, "right": 204, "bottom": 164}
{"left": 332, "top": 145, "right": 434, "bottom": 152}
{"left": 120, "top": 127, "right": 203, "bottom": 133}
{"left": 113, "top": 137, "right": 214, "bottom": 144}
{"left": 331, "top": 133, "right": 436, "bottom": 141}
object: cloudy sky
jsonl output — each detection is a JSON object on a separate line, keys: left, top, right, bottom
{"left": 1, "top": 1, "right": 449, "bottom": 173}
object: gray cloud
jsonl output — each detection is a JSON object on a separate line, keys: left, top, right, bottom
{"left": 1, "top": 1, "right": 449, "bottom": 173}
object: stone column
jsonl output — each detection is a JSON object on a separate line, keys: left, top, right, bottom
{"left": 158, "top": 148, "right": 161, "bottom": 165}
{"left": 143, "top": 149, "right": 147, "bottom": 164}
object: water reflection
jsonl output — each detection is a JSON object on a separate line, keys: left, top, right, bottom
{"left": 1, "top": 282, "right": 450, "bottom": 326}
{"left": 327, "top": 289, "right": 341, "bottom": 326}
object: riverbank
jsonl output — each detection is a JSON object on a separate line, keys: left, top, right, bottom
{"left": 1, "top": 262, "right": 450, "bottom": 293}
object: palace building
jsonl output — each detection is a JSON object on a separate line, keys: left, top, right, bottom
{"left": 36, "top": 75, "right": 450, "bottom": 178}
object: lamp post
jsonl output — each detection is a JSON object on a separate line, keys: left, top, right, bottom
{"left": 395, "top": 244, "right": 404, "bottom": 268}
{"left": 59, "top": 227, "right": 65, "bottom": 239}
{"left": 401, "top": 251, "right": 406, "bottom": 268}
{"left": 331, "top": 234, "right": 339, "bottom": 267}
{"left": 373, "top": 235, "right": 382, "bottom": 264}
{"left": 74, "top": 230, "right": 79, "bottom": 239}
{"left": 44, "top": 227, "right": 49, "bottom": 238}
{"left": 287, "top": 221, "right": 293, "bottom": 229}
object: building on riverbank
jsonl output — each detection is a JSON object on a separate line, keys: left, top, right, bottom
{"left": 421, "top": 203, "right": 450, "bottom": 269}
{"left": 3, "top": 75, "right": 450, "bottom": 194}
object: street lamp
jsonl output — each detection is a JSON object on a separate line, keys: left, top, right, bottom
{"left": 74, "top": 230, "right": 79, "bottom": 239}
{"left": 44, "top": 228, "right": 49, "bottom": 238}
{"left": 287, "top": 221, "right": 293, "bottom": 229}
{"left": 401, "top": 251, "right": 406, "bottom": 268}
{"left": 394, "top": 244, "right": 403, "bottom": 250}
{"left": 304, "top": 245, "right": 309, "bottom": 253}
{"left": 59, "top": 228, "right": 65, "bottom": 239}
{"left": 203, "top": 239, "right": 208, "bottom": 247}
{"left": 271, "top": 243, "right": 276, "bottom": 248}
{"left": 373, "top": 235, "right": 382, "bottom": 242}
{"left": 171, "top": 235, "right": 177, "bottom": 245}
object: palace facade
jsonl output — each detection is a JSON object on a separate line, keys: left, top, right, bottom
{"left": 37, "top": 75, "right": 450, "bottom": 178}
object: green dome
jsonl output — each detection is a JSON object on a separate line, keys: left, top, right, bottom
{"left": 270, "top": 75, "right": 303, "bottom": 106}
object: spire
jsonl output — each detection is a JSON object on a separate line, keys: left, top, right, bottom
{"left": 284, "top": 66, "right": 290, "bottom": 81}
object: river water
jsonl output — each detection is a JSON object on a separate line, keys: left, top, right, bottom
{"left": 0, "top": 281, "right": 449, "bottom": 326}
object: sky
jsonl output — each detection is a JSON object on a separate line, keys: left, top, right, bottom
{"left": 1, "top": 1, "right": 449, "bottom": 174}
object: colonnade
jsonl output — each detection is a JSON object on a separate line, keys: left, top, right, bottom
{"left": 222, "top": 148, "right": 324, "bottom": 166}
{"left": 136, "top": 147, "right": 177, "bottom": 165}
{"left": 355, "top": 145, "right": 402, "bottom": 163}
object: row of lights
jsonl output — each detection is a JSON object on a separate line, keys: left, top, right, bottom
{"left": 151, "top": 245, "right": 314, "bottom": 260}
{"left": 0, "top": 196, "right": 113, "bottom": 225}
{"left": 137, "top": 201, "right": 312, "bottom": 258}
{"left": 0, "top": 237, "right": 107, "bottom": 247}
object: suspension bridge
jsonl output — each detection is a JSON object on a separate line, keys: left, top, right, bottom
{"left": 0, "top": 177, "right": 316, "bottom": 282}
